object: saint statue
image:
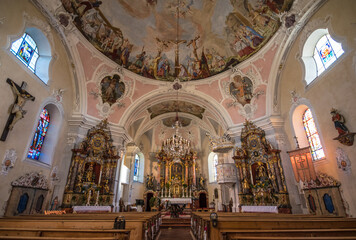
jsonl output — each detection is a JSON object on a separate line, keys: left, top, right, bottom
{"left": 331, "top": 108, "right": 349, "bottom": 136}
{"left": 86, "top": 164, "right": 94, "bottom": 182}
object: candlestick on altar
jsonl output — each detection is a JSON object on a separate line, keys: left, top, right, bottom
{"left": 98, "top": 167, "right": 103, "bottom": 185}
{"left": 86, "top": 190, "right": 92, "bottom": 206}
{"left": 95, "top": 190, "right": 99, "bottom": 206}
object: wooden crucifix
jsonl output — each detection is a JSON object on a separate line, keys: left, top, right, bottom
{"left": 1, "top": 78, "right": 35, "bottom": 141}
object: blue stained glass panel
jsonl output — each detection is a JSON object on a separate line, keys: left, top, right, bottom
{"left": 27, "top": 108, "right": 50, "bottom": 160}
{"left": 10, "top": 33, "right": 39, "bottom": 73}
{"left": 18, "top": 41, "right": 34, "bottom": 64}
{"left": 319, "top": 41, "right": 334, "bottom": 64}
{"left": 133, "top": 154, "right": 140, "bottom": 181}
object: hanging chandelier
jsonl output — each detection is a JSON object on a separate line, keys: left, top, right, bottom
{"left": 162, "top": 79, "right": 191, "bottom": 159}
{"left": 161, "top": 0, "right": 191, "bottom": 159}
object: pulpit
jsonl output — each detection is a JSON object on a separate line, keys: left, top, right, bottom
{"left": 233, "top": 121, "right": 291, "bottom": 212}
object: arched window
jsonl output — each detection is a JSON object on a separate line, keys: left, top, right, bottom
{"left": 9, "top": 28, "right": 52, "bottom": 84}
{"left": 302, "top": 108, "right": 325, "bottom": 161}
{"left": 27, "top": 108, "right": 50, "bottom": 160}
{"left": 133, "top": 153, "right": 140, "bottom": 181}
{"left": 213, "top": 153, "right": 218, "bottom": 182}
{"left": 313, "top": 34, "right": 344, "bottom": 76}
{"left": 10, "top": 33, "right": 39, "bottom": 73}
{"left": 208, "top": 152, "right": 218, "bottom": 183}
{"left": 302, "top": 29, "right": 344, "bottom": 85}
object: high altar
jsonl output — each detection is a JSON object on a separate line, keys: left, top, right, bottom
{"left": 62, "top": 120, "right": 120, "bottom": 209}
{"left": 233, "top": 121, "right": 291, "bottom": 213}
{"left": 146, "top": 148, "right": 208, "bottom": 208}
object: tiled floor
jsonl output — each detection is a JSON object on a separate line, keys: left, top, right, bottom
{"left": 159, "top": 227, "right": 193, "bottom": 240}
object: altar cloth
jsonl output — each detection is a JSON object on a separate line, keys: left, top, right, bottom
{"left": 73, "top": 205, "right": 112, "bottom": 213}
{"left": 241, "top": 205, "right": 278, "bottom": 213}
{"left": 161, "top": 198, "right": 192, "bottom": 204}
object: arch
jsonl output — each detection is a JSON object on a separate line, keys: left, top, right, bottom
{"left": 25, "top": 99, "right": 64, "bottom": 166}
{"left": 208, "top": 152, "right": 218, "bottom": 183}
{"left": 302, "top": 28, "right": 344, "bottom": 86}
{"left": 9, "top": 27, "right": 53, "bottom": 84}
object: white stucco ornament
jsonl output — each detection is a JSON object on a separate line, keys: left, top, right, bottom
{"left": 336, "top": 147, "right": 351, "bottom": 174}
{"left": 52, "top": 88, "right": 65, "bottom": 103}
{"left": 1, "top": 149, "right": 17, "bottom": 175}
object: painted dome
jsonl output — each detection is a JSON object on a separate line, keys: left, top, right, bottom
{"left": 62, "top": 0, "right": 294, "bottom": 81}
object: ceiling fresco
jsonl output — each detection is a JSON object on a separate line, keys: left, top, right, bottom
{"left": 147, "top": 100, "right": 205, "bottom": 119}
{"left": 61, "top": 0, "right": 294, "bottom": 81}
{"left": 163, "top": 116, "right": 191, "bottom": 127}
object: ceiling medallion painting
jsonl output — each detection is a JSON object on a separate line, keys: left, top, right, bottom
{"left": 229, "top": 74, "right": 253, "bottom": 106}
{"left": 100, "top": 74, "right": 125, "bottom": 106}
{"left": 91, "top": 73, "right": 126, "bottom": 117}
{"left": 61, "top": 0, "right": 294, "bottom": 81}
{"left": 226, "top": 68, "right": 265, "bottom": 119}
{"left": 148, "top": 101, "right": 205, "bottom": 119}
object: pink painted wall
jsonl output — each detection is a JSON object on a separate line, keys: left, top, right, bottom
{"left": 195, "top": 78, "right": 224, "bottom": 102}
{"left": 77, "top": 43, "right": 103, "bottom": 81}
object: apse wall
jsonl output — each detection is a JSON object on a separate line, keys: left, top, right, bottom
{"left": 279, "top": 0, "right": 356, "bottom": 216}
{"left": 0, "top": 0, "right": 75, "bottom": 216}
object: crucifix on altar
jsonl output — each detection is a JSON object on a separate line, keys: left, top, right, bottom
{"left": 1, "top": 78, "right": 35, "bottom": 141}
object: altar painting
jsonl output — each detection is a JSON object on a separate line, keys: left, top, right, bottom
{"left": 171, "top": 162, "right": 183, "bottom": 181}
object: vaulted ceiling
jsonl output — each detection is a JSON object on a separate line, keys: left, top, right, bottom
{"left": 61, "top": 0, "right": 294, "bottom": 81}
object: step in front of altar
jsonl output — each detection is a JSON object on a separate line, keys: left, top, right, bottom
{"left": 161, "top": 218, "right": 191, "bottom": 228}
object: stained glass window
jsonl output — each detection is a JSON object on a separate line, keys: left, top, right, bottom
{"left": 133, "top": 154, "right": 140, "bottom": 181}
{"left": 313, "top": 34, "right": 344, "bottom": 76}
{"left": 10, "top": 33, "right": 39, "bottom": 73}
{"left": 27, "top": 108, "right": 50, "bottom": 160}
{"left": 213, "top": 153, "right": 218, "bottom": 182}
{"left": 302, "top": 108, "right": 325, "bottom": 161}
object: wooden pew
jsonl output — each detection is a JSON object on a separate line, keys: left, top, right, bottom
{"left": 191, "top": 212, "right": 356, "bottom": 240}
{"left": 0, "top": 237, "right": 118, "bottom": 240}
{"left": 0, "top": 212, "right": 161, "bottom": 240}
{"left": 0, "top": 228, "right": 130, "bottom": 239}
{"left": 222, "top": 229, "right": 356, "bottom": 239}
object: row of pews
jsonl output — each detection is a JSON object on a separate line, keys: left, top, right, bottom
{"left": 0, "top": 212, "right": 161, "bottom": 240}
{"left": 191, "top": 212, "right": 356, "bottom": 240}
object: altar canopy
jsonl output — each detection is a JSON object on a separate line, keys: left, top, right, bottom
{"left": 233, "top": 121, "right": 291, "bottom": 212}
{"left": 62, "top": 120, "right": 120, "bottom": 208}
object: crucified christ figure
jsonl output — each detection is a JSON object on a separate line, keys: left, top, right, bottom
{"left": 8, "top": 80, "right": 35, "bottom": 130}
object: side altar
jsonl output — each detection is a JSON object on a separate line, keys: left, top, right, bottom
{"left": 62, "top": 120, "right": 120, "bottom": 209}
{"left": 233, "top": 121, "right": 291, "bottom": 213}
